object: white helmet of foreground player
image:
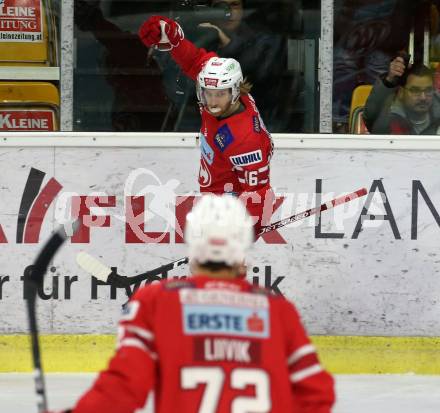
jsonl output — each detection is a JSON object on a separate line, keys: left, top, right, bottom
{"left": 196, "top": 57, "right": 244, "bottom": 111}
{"left": 185, "top": 194, "right": 254, "bottom": 267}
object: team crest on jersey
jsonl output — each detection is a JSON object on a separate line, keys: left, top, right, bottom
{"left": 229, "top": 149, "right": 262, "bottom": 166}
{"left": 199, "top": 158, "right": 212, "bottom": 188}
{"left": 253, "top": 115, "right": 261, "bottom": 133}
{"left": 199, "top": 133, "right": 214, "bottom": 165}
{"left": 214, "top": 124, "right": 234, "bottom": 152}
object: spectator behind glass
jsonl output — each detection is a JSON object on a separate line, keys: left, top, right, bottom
{"left": 74, "top": 1, "right": 293, "bottom": 132}
{"left": 157, "top": 0, "right": 288, "bottom": 132}
{"left": 332, "top": 0, "right": 418, "bottom": 133}
{"left": 201, "top": 0, "right": 287, "bottom": 131}
{"left": 74, "top": 0, "right": 169, "bottom": 131}
{"left": 363, "top": 56, "right": 440, "bottom": 134}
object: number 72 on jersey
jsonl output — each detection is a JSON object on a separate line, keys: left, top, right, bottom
{"left": 181, "top": 366, "right": 271, "bottom": 413}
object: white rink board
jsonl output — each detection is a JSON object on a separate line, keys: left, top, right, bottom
{"left": 0, "top": 145, "right": 439, "bottom": 336}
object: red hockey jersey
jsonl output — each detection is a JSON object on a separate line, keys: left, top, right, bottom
{"left": 171, "top": 40, "right": 274, "bottom": 233}
{"left": 72, "top": 276, "right": 335, "bottom": 413}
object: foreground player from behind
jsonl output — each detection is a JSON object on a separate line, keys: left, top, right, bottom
{"left": 139, "top": 16, "right": 274, "bottom": 236}
{"left": 58, "top": 195, "right": 335, "bottom": 413}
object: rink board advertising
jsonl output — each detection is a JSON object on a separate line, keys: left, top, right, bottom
{"left": 0, "top": 0, "right": 43, "bottom": 43}
{"left": 0, "top": 146, "right": 439, "bottom": 337}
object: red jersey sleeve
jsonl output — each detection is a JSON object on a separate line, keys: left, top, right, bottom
{"left": 170, "top": 38, "right": 217, "bottom": 81}
{"left": 71, "top": 286, "right": 160, "bottom": 413}
{"left": 280, "top": 299, "right": 335, "bottom": 413}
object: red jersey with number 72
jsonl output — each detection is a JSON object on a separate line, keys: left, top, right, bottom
{"left": 71, "top": 276, "right": 335, "bottom": 413}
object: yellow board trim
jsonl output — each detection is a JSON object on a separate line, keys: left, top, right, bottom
{"left": 312, "top": 336, "right": 440, "bottom": 374}
{"left": 1, "top": 335, "right": 439, "bottom": 374}
{"left": 0, "top": 335, "right": 115, "bottom": 372}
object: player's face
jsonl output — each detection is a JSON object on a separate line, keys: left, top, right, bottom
{"left": 203, "top": 88, "right": 233, "bottom": 116}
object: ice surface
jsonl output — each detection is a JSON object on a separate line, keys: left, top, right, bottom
{"left": 1, "top": 373, "right": 440, "bottom": 412}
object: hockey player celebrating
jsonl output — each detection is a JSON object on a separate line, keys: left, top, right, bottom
{"left": 138, "top": 16, "right": 275, "bottom": 236}
{"left": 53, "top": 194, "right": 335, "bottom": 413}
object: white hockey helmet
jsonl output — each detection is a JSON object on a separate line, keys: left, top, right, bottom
{"left": 196, "top": 57, "right": 244, "bottom": 106}
{"left": 185, "top": 194, "right": 254, "bottom": 267}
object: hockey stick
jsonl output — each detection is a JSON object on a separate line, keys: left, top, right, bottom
{"left": 76, "top": 252, "right": 189, "bottom": 288}
{"left": 77, "top": 187, "right": 367, "bottom": 287}
{"left": 25, "top": 221, "right": 79, "bottom": 413}
{"left": 258, "top": 187, "right": 367, "bottom": 234}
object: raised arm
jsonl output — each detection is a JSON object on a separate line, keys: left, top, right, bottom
{"left": 363, "top": 56, "right": 406, "bottom": 133}
{"left": 139, "top": 15, "right": 216, "bottom": 81}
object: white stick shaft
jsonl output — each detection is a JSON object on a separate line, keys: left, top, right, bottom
{"left": 76, "top": 251, "right": 112, "bottom": 281}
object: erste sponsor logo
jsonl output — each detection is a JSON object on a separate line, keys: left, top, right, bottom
{"left": 183, "top": 304, "right": 269, "bottom": 338}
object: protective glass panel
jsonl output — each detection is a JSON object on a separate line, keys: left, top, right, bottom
{"left": 332, "top": 0, "right": 439, "bottom": 135}
{"left": 73, "top": 0, "right": 319, "bottom": 133}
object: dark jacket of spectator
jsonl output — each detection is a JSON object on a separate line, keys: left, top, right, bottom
{"left": 364, "top": 76, "right": 440, "bottom": 134}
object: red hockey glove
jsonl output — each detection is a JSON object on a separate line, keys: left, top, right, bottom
{"left": 138, "top": 15, "right": 184, "bottom": 51}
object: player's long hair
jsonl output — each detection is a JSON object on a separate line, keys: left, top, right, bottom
{"left": 240, "top": 77, "right": 253, "bottom": 94}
